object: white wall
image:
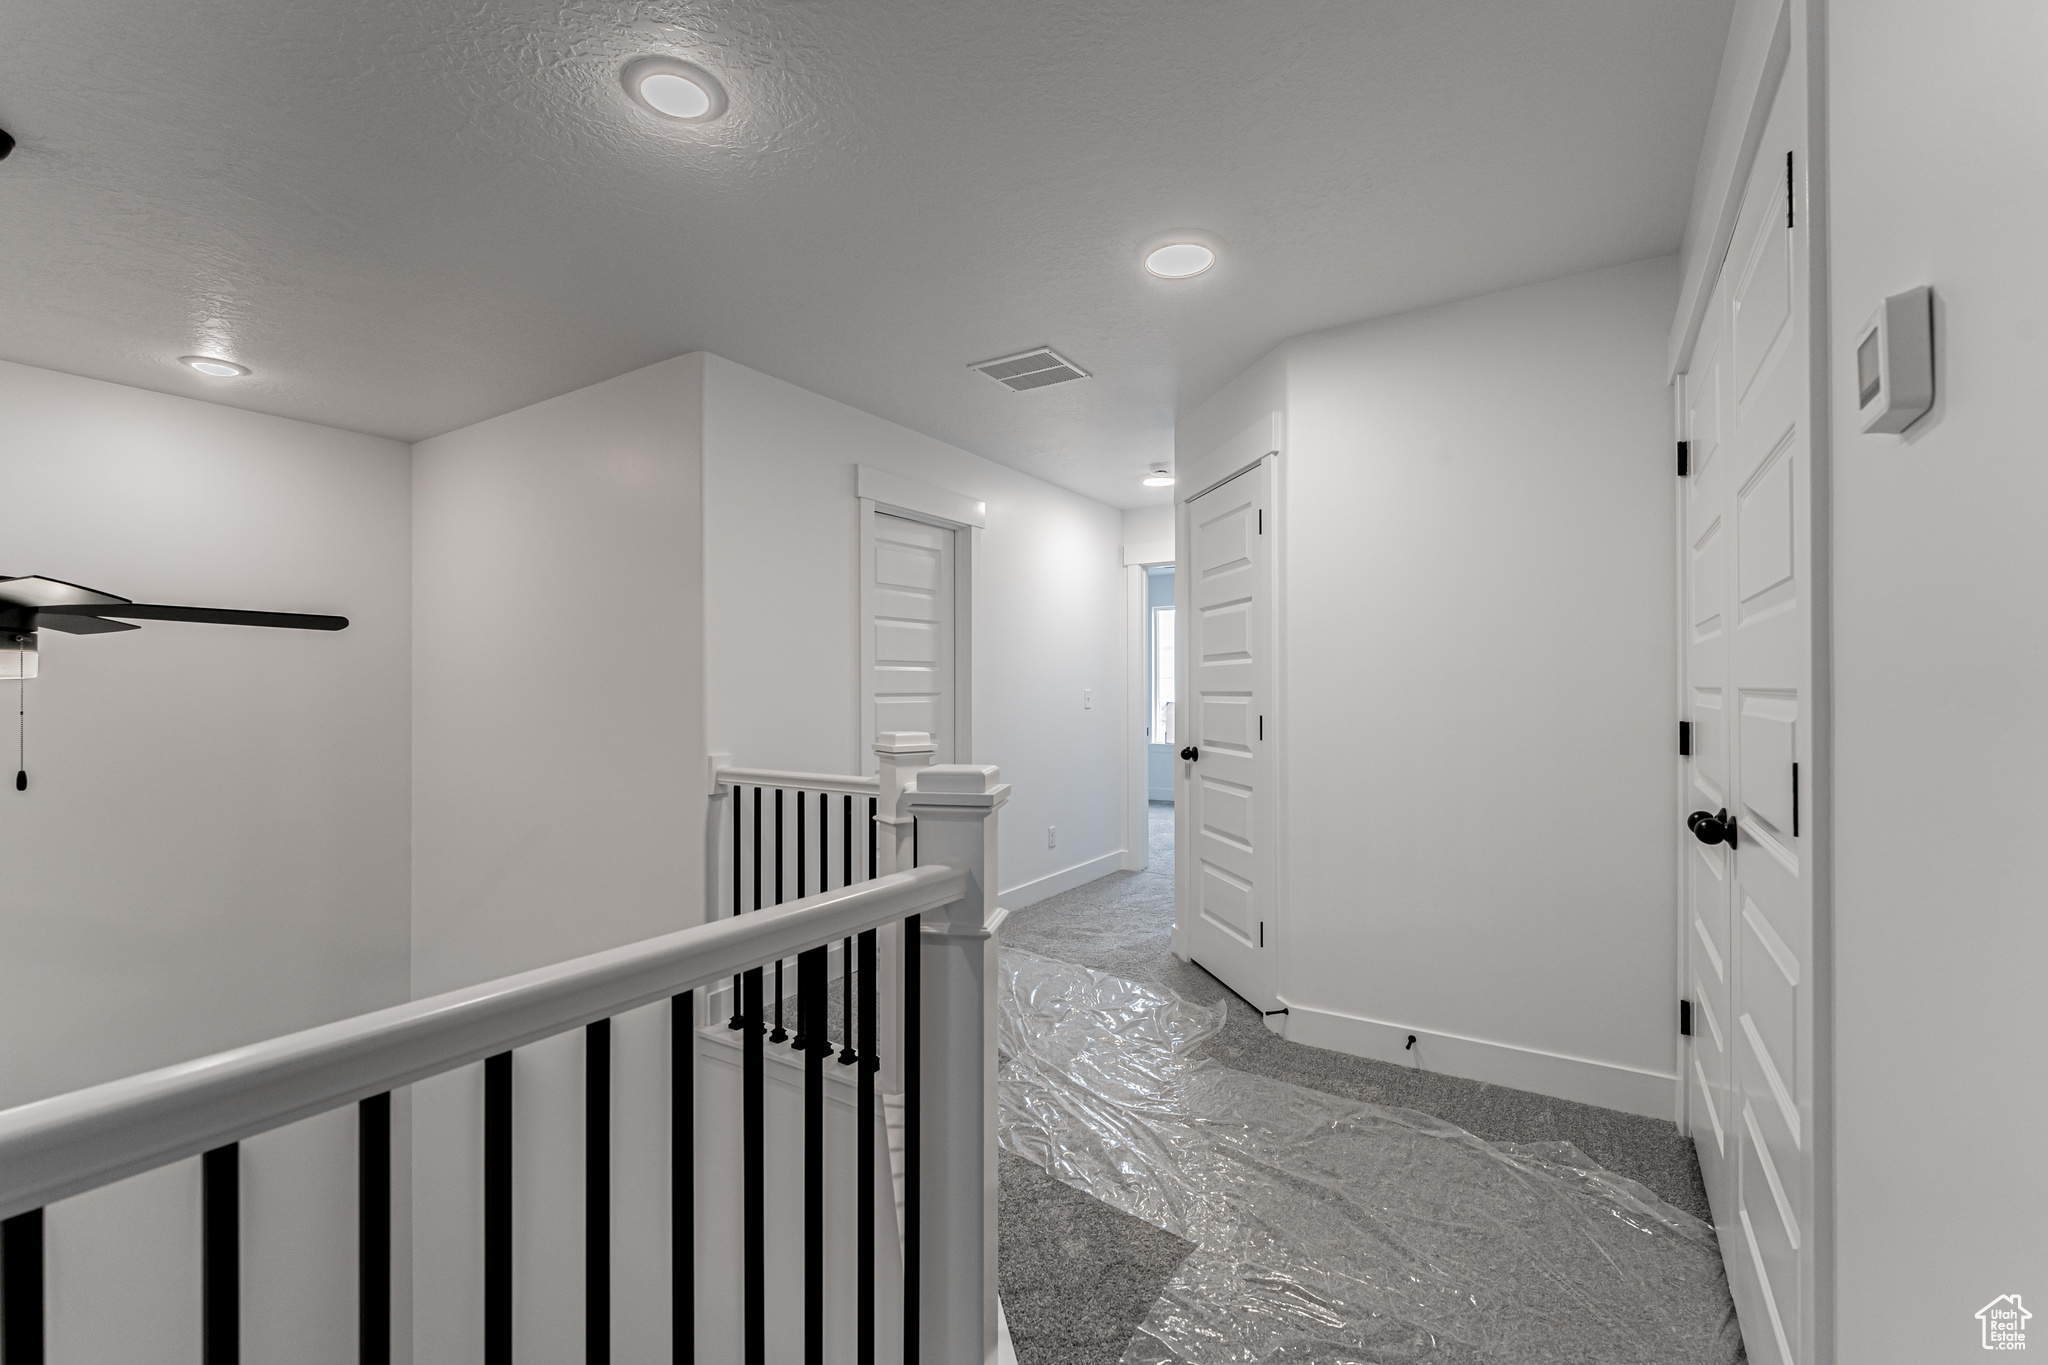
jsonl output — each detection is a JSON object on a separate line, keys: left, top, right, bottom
{"left": 701, "top": 354, "right": 1126, "bottom": 906}
{"left": 1177, "top": 258, "right": 1681, "bottom": 1116}
{"left": 1121, "top": 505, "right": 1173, "bottom": 558}
{"left": 1826, "top": 2, "right": 2048, "bottom": 1354}
{"left": 410, "top": 354, "right": 707, "bottom": 1361}
{"left": 0, "top": 359, "right": 413, "bottom": 1362}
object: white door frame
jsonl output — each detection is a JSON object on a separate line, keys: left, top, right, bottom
{"left": 1122, "top": 543, "right": 1174, "bottom": 873}
{"left": 1172, "top": 413, "right": 1285, "bottom": 974}
{"left": 855, "top": 466, "right": 983, "bottom": 772}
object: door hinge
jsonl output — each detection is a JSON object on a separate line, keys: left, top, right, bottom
{"left": 1786, "top": 151, "right": 1795, "bottom": 228}
{"left": 1258, "top": 715, "right": 1264, "bottom": 741}
{"left": 1679, "top": 999, "right": 1694, "bottom": 1037}
{"left": 1258, "top": 921, "right": 1264, "bottom": 947}
{"left": 1676, "top": 440, "right": 1689, "bottom": 477}
{"left": 1792, "top": 760, "right": 1800, "bottom": 837}
{"left": 1679, "top": 720, "right": 1691, "bottom": 757}
{"left": 1257, "top": 508, "right": 1263, "bottom": 535}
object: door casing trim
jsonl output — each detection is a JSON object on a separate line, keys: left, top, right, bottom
{"left": 855, "top": 468, "right": 977, "bottom": 772}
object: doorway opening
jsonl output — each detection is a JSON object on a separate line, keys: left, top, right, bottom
{"left": 1138, "top": 564, "right": 1187, "bottom": 888}
{"left": 1145, "top": 565, "right": 1176, "bottom": 817}
{"left": 1147, "top": 564, "right": 1176, "bottom": 879}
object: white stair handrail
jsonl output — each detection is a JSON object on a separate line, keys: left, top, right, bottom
{"left": 714, "top": 764, "right": 879, "bottom": 798}
{"left": 0, "top": 863, "right": 966, "bottom": 1221}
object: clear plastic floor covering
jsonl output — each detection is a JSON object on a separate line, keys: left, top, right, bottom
{"left": 996, "top": 951, "right": 1744, "bottom": 1365}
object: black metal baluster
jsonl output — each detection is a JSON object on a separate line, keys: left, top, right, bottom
{"left": 839, "top": 935, "right": 857, "bottom": 1067}
{"left": 857, "top": 929, "right": 878, "bottom": 1364}
{"left": 772, "top": 791, "right": 788, "bottom": 1043}
{"left": 902, "top": 914, "right": 920, "bottom": 1365}
{"left": 484, "top": 1052, "right": 513, "bottom": 1365}
{"left": 901, "top": 821, "right": 922, "bottom": 1363}
{"left": 840, "top": 795, "right": 856, "bottom": 1065}
{"left": 801, "top": 945, "right": 827, "bottom": 1365}
{"left": 202, "top": 1144, "right": 239, "bottom": 1365}
{"left": 790, "top": 794, "right": 806, "bottom": 1055}
{"left": 359, "top": 1094, "right": 392, "bottom": 1365}
{"left": 2, "top": 1208, "right": 45, "bottom": 1365}
{"left": 734, "top": 786, "right": 760, "bottom": 1030}
{"left": 587, "top": 1020, "right": 611, "bottom": 1365}
{"left": 672, "top": 992, "right": 695, "bottom": 1365}
{"left": 729, "top": 787, "right": 746, "bottom": 1030}
{"left": 742, "top": 967, "right": 765, "bottom": 1365}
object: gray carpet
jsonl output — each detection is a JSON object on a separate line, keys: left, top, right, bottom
{"left": 1003, "top": 802, "right": 1711, "bottom": 1223}
{"left": 995, "top": 801, "right": 1720, "bottom": 1364}
{"left": 998, "top": 1150, "right": 1197, "bottom": 1365}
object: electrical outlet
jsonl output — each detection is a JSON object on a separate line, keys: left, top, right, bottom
{"left": 1047, "top": 825, "right": 1057, "bottom": 849}
{"left": 1083, "top": 689, "right": 1092, "bottom": 709}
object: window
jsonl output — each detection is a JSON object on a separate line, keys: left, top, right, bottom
{"left": 1151, "top": 606, "right": 1175, "bottom": 746}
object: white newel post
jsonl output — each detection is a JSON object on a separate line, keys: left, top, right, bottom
{"left": 875, "top": 733, "right": 934, "bottom": 1095}
{"left": 874, "top": 732, "right": 934, "bottom": 878}
{"left": 907, "top": 762, "right": 1007, "bottom": 1365}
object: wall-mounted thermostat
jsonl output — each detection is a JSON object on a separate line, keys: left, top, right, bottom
{"left": 1856, "top": 286, "right": 1934, "bottom": 433}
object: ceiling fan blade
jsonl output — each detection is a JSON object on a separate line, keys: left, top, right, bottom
{"left": 0, "top": 576, "right": 130, "bottom": 609}
{"left": 38, "top": 603, "right": 350, "bottom": 631}
{"left": 37, "top": 614, "right": 141, "bottom": 635}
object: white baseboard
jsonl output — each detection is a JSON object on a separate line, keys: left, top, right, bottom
{"left": 1281, "top": 1001, "right": 1679, "bottom": 1120}
{"left": 996, "top": 1298, "right": 1018, "bottom": 1365}
{"left": 1000, "top": 850, "right": 1125, "bottom": 909}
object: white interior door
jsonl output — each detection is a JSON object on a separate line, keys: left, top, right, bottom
{"left": 864, "top": 512, "right": 953, "bottom": 764}
{"left": 1679, "top": 69, "right": 1816, "bottom": 1365}
{"left": 1181, "top": 463, "right": 1275, "bottom": 1011}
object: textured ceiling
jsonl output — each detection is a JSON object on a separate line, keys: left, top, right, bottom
{"left": 0, "top": 0, "right": 1731, "bottom": 508}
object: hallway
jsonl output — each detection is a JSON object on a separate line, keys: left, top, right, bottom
{"left": 996, "top": 803, "right": 1734, "bottom": 1363}
{"left": 2, "top": 0, "right": 2037, "bottom": 1353}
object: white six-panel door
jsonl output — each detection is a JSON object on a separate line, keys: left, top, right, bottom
{"left": 1181, "top": 463, "right": 1276, "bottom": 1011}
{"left": 864, "top": 512, "right": 954, "bottom": 765}
{"left": 1680, "top": 61, "right": 1816, "bottom": 1365}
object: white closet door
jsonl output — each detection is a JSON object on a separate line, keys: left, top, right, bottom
{"left": 865, "top": 512, "right": 953, "bottom": 764}
{"left": 1181, "top": 463, "right": 1276, "bottom": 1011}
{"left": 1684, "top": 271, "right": 1736, "bottom": 1226}
{"left": 1679, "top": 63, "right": 1816, "bottom": 1365}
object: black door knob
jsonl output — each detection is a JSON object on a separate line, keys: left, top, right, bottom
{"left": 1687, "top": 808, "right": 1737, "bottom": 848}
{"left": 1179, "top": 746, "right": 1198, "bottom": 762}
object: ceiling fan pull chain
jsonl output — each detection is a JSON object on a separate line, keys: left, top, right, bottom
{"left": 14, "top": 669, "right": 24, "bottom": 792}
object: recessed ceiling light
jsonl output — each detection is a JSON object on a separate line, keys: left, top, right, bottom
{"left": 180, "top": 356, "right": 248, "bottom": 378}
{"left": 1143, "top": 243, "right": 1216, "bottom": 279}
{"left": 623, "top": 57, "right": 727, "bottom": 124}
{"left": 1143, "top": 467, "right": 1175, "bottom": 487}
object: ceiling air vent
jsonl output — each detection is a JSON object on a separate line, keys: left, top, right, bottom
{"left": 969, "top": 347, "right": 1090, "bottom": 392}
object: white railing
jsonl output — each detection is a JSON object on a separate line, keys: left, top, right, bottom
{"left": 710, "top": 733, "right": 958, "bottom": 1099}
{"left": 0, "top": 866, "right": 962, "bottom": 1220}
{"left": 712, "top": 763, "right": 879, "bottom": 797}
{"left": 0, "top": 733, "right": 1008, "bottom": 1365}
